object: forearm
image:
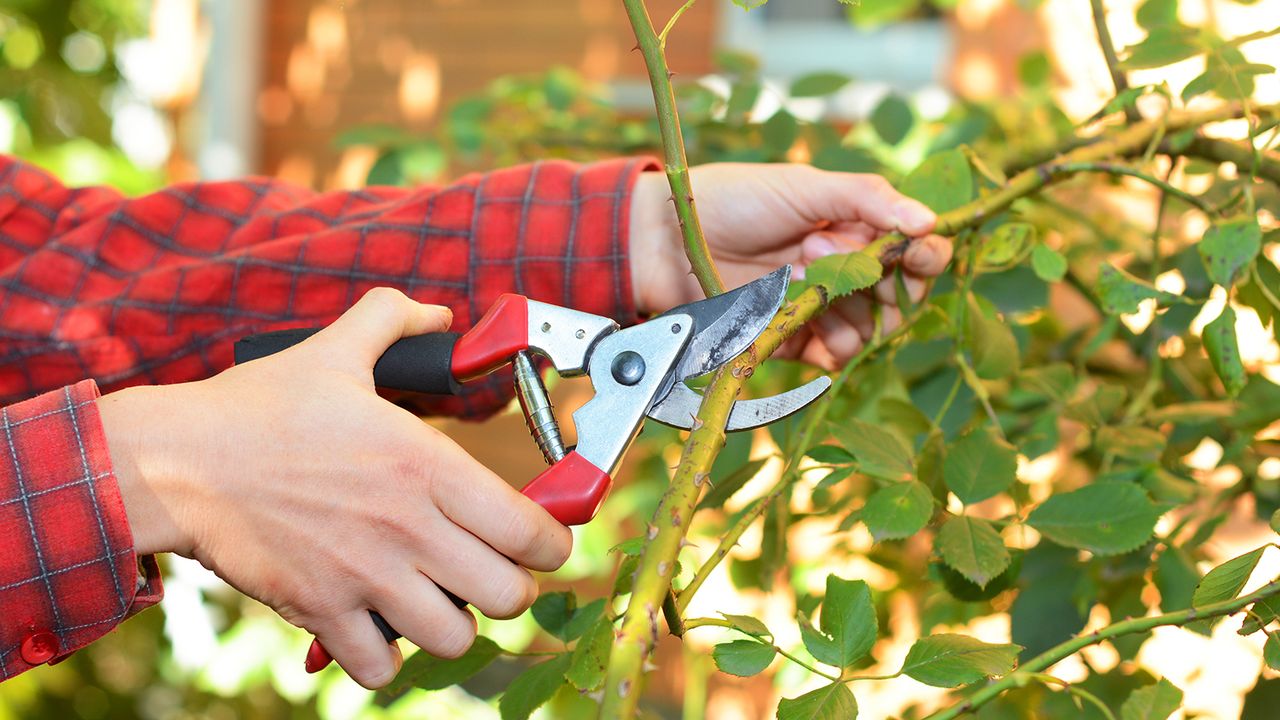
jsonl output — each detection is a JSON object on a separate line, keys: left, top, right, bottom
{"left": 0, "top": 156, "right": 655, "bottom": 417}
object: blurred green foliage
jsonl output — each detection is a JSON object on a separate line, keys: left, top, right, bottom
{"left": 0, "top": 0, "right": 162, "bottom": 192}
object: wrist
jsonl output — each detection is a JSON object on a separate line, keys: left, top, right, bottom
{"left": 98, "top": 385, "right": 199, "bottom": 557}
{"left": 628, "top": 170, "right": 688, "bottom": 315}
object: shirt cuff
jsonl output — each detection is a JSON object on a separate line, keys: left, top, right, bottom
{"left": 0, "top": 380, "right": 162, "bottom": 680}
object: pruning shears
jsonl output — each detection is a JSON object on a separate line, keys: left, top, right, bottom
{"left": 233, "top": 265, "right": 829, "bottom": 674}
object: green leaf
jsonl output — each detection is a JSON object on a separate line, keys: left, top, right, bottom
{"left": 1193, "top": 546, "right": 1266, "bottom": 607}
{"left": 807, "top": 250, "right": 883, "bottom": 298}
{"left": 790, "top": 72, "right": 851, "bottom": 98}
{"left": 566, "top": 616, "right": 612, "bottom": 691}
{"left": 1120, "top": 678, "right": 1184, "bottom": 720}
{"left": 731, "top": 0, "right": 769, "bottom": 9}
{"left": 831, "top": 418, "right": 915, "bottom": 481}
{"left": 380, "top": 636, "right": 502, "bottom": 699}
{"left": 1027, "top": 483, "right": 1162, "bottom": 555}
{"left": 862, "top": 481, "right": 934, "bottom": 542}
{"left": 801, "top": 575, "right": 878, "bottom": 668}
{"left": 806, "top": 445, "right": 856, "bottom": 466}
{"left": 698, "top": 458, "right": 769, "bottom": 510}
{"left": 1239, "top": 256, "right": 1280, "bottom": 329}
{"left": 712, "top": 640, "right": 777, "bottom": 677}
{"left": 870, "top": 94, "right": 914, "bottom": 145}
{"left": 1121, "top": 25, "right": 1202, "bottom": 69}
{"left": 531, "top": 592, "right": 603, "bottom": 642}
{"left": 1272, "top": 508, "right": 1280, "bottom": 534}
{"left": 776, "top": 682, "right": 858, "bottom": 720}
{"left": 498, "top": 654, "right": 571, "bottom": 720}
{"left": 936, "top": 516, "right": 1011, "bottom": 588}
{"left": 968, "top": 304, "right": 1020, "bottom": 380}
{"left": 979, "top": 223, "right": 1035, "bottom": 266}
{"left": 720, "top": 612, "right": 771, "bottom": 637}
{"left": 1204, "top": 305, "right": 1247, "bottom": 397}
{"left": 900, "top": 149, "right": 975, "bottom": 214}
{"left": 715, "top": 49, "right": 761, "bottom": 74}
{"left": 1267, "top": 635, "right": 1280, "bottom": 672}
{"left": 1031, "top": 244, "right": 1068, "bottom": 282}
{"left": 762, "top": 111, "right": 799, "bottom": 155}
{"left": 1095, "top": 425, "right": 1167, "bottom": 463}
{"left": 1241, "top": 595, "right": 1280, "bottom": 635}
{"left": 1136, "top": 0, "right": 1179, "bottom": 30}
{"left": 726, "top": 80, "right": 761, "bottom": 121}
{"left": 1097, "top": 264, "right": 1180, "bottom": 315}
{"left": 943, "top": 427, "right": 1018, "bottom": 505}
{"left": 1200, "top": 217, "right": 1262, "bottom": 287}
{"left": 899, "top": 634, "right": 1021, "bottom": 688}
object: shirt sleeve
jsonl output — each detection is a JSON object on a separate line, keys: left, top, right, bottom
{"left": 0, "top": 379, "right": 161, "bottom": 681}
{"left": 0, "top": 155, "right": 658, "bottom": 419}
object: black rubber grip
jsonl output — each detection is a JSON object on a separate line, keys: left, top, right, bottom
{"left": 368, "top": 587, "right": 466, "bottom": 644}
{"left": 234, "top": 329, "right": 463, "bottom": 395}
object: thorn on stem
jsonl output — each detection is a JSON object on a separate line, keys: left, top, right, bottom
{"left": 647, "top": 524, "right": 659, "bottom": 540}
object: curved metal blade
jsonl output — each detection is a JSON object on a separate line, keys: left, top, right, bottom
{"left": 647, "top": 376, "right": 832, "bottom": 432}
{"left": 658, "top": 266, "right": 790, "bottom": 383}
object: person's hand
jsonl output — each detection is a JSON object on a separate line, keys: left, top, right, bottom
{"left": 629, "top": 163, "right": 953, "bottom": 370}
{"left": 98, "top": 288, "right": 572, "bottom": 689}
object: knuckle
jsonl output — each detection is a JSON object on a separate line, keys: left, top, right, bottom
{"left": 432, "top": 616, "right": 477, "bottom": 659}
{"left": 503, "top": 510, "right": 544, "bottom": 559}
{"left": 361, "top": 286, "right": 409, "bottom": 315}
{"left": 354, "top": 662, "right": 397, "bottom": 690}
{"left": 488, "top": 571, "right": 538, "bottom": 619}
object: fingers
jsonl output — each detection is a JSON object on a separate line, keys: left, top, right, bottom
{"left": 902, "top": 234, "right": 953, "bottom": 277}
{"left": 426, "top": 430, "right": 573, "bottom": 573}
{"left": 414, "top": 519, "right": 541, "bottom": 620}
{"left": 312, "top": 610, "right": 403, "bottom": 689}
{"left": 320, "top": 287, "right": 454, "bottom": 367}
{"left": 793, "top": 168, "right": 936, "bottom": 236}
{"left": 375, "top": 572, "right": 480, "bottom": 660}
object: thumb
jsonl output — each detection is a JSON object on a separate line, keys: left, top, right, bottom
{"left": 318, "top": 287, "right": 454, "bottom": 367}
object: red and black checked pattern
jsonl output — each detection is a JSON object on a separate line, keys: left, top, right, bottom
{"left": 0, "top": 154, "right": 655, "bottom": 679}
{"left": 0, "top": 381, "right": 161, "bottom": 679}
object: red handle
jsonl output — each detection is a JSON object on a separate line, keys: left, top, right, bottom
{"left": 304, "top": 451, "right": 613, "bottom": 673}
{"left": 451, "top": 294, "right": 529, "bottom": 380}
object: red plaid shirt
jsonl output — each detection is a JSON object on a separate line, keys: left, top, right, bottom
{"left": 0, "top": 154, "right": 654, "bottom": 679}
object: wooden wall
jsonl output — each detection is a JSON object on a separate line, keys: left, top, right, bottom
{"left": 258, "top": 0, "right": 716, "bottom": 187}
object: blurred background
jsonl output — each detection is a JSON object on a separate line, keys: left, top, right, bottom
{"left": 1, "top": 0, "right": 1279, "bottom": 718}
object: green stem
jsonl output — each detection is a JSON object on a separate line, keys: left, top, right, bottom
{"left": 1026, "top": 673, "right": 1118, "bottom": 720}
{"left": 676, "top": 315, "right": 914, "bottom": 614}
{"left": 1044, "top": 161, "right": 1214, "bottom": 214}
{"left": 621, "top": 0, "right": 725, "bottom": 297}
{"left": 926, "top": 576, "right": 1280, "bottom": 720}
{"left": 1089, "top": 0, "right": 1139, "bottom": 123}
{"left": 658, "top": 0, "right": 698, "bottom": 49}
{"left": 682, "top": 617, "right": 840, "bottom": 682}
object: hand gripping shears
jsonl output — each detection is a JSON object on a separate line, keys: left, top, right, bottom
{"left": 233, "top": 265, "right": 829, "bottom": 673}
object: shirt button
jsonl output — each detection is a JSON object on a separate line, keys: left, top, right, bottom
{"left": 20, "top": 631, "right": 59, "bottom": 665}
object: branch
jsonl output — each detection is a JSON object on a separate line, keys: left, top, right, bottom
{"left": 599, "top": 288, "right": 827, "bottom": 719}
{"left": 622, "top": 0, "right": 725, "bottom": 297}
{"left": 1170, "top": 135, "right": 1280, "bottom": 186}
{"left": 1043, "top": 161, "right": 1215, "bottom": 213}
{"left": 599, "top": 101, "right": 1270, "bottom": 719}
{"left": 1089, "top": 0, "right": 1139, "bottom": 123}
{"left": 925, "top": 576, "right": 1280, "bottom": 720}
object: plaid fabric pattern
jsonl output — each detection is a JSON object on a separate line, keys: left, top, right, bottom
{"left": 0, "top": 154, "right": 655, "bottom": 679}
{"left": 0, "top": 380, "right": 161, "bottom": 679}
